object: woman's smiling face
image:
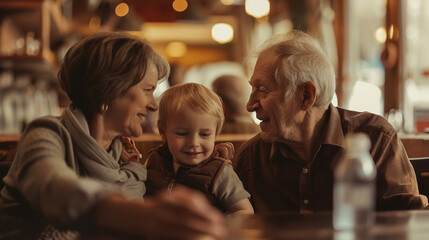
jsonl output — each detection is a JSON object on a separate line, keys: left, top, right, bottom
{"left": 104, "top": 61, "right": 159, "bottom": 137}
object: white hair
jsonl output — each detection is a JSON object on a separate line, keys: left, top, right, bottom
{"left": 252, "top": 31, "right": 336, "bottom": 107}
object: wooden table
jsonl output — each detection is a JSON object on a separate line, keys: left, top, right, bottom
{"left": 226, "top": 210, "right": 429, "bottom": 240}
{"left": 399, "top": 133, "right": 429, "bottom": 158}
{"left": 1, "top": 133, "right": 429, "bottom": 161}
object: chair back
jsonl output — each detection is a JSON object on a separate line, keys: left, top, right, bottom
{"left": 0, "top": 161, "right": 11, "bottom": 190}
{"left": 410, "top": 157, "right": 429, "bottom": 198}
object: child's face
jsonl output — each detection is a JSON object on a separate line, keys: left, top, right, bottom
{"left": 161, "top": 108, "right": 217, "bottom": 166}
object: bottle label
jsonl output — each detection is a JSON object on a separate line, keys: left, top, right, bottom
{"left": 333, "top": 183, "right": 375, "bottom": 230}
{"left": 345, "top": 184, "right": 375, "bottom": 208}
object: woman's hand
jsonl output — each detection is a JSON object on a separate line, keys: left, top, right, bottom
{"left": 119, "top": 136, "right": 141, "bottom": 163}
{"left": 94, "top": 186, "right": 227, "bottom": 240}
{"left": 214, "top": 142, "right": 235, "bottom": 160}
{"left": 142, "top": 186, "right": 227, "bottom": 239}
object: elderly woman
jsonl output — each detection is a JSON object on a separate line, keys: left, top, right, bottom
{"left": 0, "top": 32, "right": 226, "bottom": 239}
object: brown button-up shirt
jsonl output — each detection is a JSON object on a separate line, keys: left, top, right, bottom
{"left": 234, "top": 104, "right": 428, "bottom": 213}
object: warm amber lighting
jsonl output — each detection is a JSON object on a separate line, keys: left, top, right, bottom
{"left": 89, "top": 16, "right": 101, "bottom": 32}
{"left": 165, "top": 41, "right": 188, "bottom": 58}
{"left": 115, "top": 2, "right": 129, "bottom": 17}
{"left": 245, "top": 0, "right": 270, "bottom": 18}
{"left": 220, "top": 0, "right": 234, "bottom": 5}
{"left": 172, "top": 0, "right": 188, "bottom": 12}
{"left": 256, "top": 15, "right": 269, "bottom": 23}
{"left": 375, "top": 27, "right": 386, "bottom": 43}
{"left": 211, "top": 23, "right": 234, "bottom": 44}
{"left": 389, "top": 24, "right": 395, "bottom": 39}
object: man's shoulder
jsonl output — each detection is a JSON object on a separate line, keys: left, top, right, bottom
{"left": 235, "top": 133, "right": 271, "bottom": 156}
{"left": 336, "top": 107, "right": 395, "bottom": 136}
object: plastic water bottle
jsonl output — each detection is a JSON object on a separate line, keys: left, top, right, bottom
{"left": 333, "top": 133, "right": 376, "bottom": 230}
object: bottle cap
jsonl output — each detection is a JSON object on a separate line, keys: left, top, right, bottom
{"left": 345, "top": 132, "right": 371, "bottom": 152}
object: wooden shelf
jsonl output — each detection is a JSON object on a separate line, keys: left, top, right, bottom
{"left": 0, "top": 52, "right": 54, "bottom": 62}
{"left": 0, "top": 0, "right": 70, "bottom": 58}
{"left": 0, "top": 0, "right": 70, "bottom": 80}
{"left": 0, "top": 0, "right": 69, "bottom": 35}
{"left": 0, "top": 55, "right": 57, "bottom": 79}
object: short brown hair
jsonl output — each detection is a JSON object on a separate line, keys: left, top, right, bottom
{"left": 58, "top": 31, "right": 169, "bottom": 120}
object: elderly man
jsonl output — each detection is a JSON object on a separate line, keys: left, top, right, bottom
{"left": 234, "top": 31, "right": 428, "bottom": 214}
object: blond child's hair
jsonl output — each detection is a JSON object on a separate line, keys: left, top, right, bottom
{"left": 158, "top": 83, "right": 224, "bottom": 135}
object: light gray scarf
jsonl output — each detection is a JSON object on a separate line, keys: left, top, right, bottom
{"left": 62, "top": 107, "right": 146, "bottom": 199}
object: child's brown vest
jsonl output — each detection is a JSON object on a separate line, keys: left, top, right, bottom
{"left": 146, "top": 143, "right": 231, "bottom": 212}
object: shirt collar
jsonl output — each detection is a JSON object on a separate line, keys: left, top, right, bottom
{"left": 269, "top": 104, "right": 346, "bottom": 159}
{"left": 321, "top": 104, "right": 346, "bottom": 149}
{"left": 270, "top": 143, "right": 279, "bottom": 159}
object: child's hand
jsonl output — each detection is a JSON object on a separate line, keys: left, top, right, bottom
{"left": 120, "top": 136, "right": 141, "bottom": 163}
{"left": 214, "top": 142, "right": 235, "bottom": 160}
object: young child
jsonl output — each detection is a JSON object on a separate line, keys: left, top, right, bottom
{"left": 145, "top": 83, "right": 254, "bottom": 214}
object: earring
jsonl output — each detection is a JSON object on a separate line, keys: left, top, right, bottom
{"left": 101, "top": 104, "right": 109, "bottom": 113}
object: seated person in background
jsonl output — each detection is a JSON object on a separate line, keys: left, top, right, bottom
{"left": 141, "top": 97, "right": 160, "bottom": 134}
{"left": 145, "top": 83, "right": 254, "bottom": 214}
{"left": 168, "top": 64, "right": 186, "bottom": 87}
{"left": 142, "top": 64, "right": 186, "bottom": 135}
{"left": 0, "top": 31, "right": 227, "bottom": 239}
{"left": 234, "top": 30, "right": 428, "bottom": 213}
{"left": 212, "top": 74, "right": 260, "bottom": 134}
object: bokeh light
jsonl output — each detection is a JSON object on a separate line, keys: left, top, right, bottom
{"left": 115, "top": 2, "right": 129, "bottom": 17}
{"left": 245, "top": 0, "right": 270, "bottom": 18}
{"left": 375, "top": 27, "right": 386, "bottom": 43}
{"left": 172, "top": 0, "right": 188, "bottom": 12}
{"left": 166, "top": 41, "right": 188, "bottom": 58}
{"left": 211, "top": 23, "right": 234, "bottom": 44}
{"left": 220, "top": 0, "right": 235, "bottom": 5}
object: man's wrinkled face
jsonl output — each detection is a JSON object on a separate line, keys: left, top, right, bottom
{"left": 247, "top": 48, "right": 301, "bottom": 142}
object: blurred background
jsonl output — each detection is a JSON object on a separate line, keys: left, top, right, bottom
{"left": 1, "top": 0, "right": 429, "bottom": 134}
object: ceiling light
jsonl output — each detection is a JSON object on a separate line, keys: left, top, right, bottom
{"left": 220, "top": 0, "right": 234, "bottom": 5}
{"left": 245, "top": 0, "right": 270, "bottom": 18}
{"left": 211, "top": 23, "right": 234, "bottom": 44}
{"left": 375, "top": 27, "right": 386, "bottom": 43}
{"left": 172, "top": 0, "right": 188, "bottom": 12}
{"left": 115, "top": 2, "right": 129, "bottom": 17}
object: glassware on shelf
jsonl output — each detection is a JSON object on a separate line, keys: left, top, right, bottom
{"left": 14, "top": 37, "right": 25, "bottom": 56}
{"left": 0, "top": 72, "right": 60, "bottom": 134}
{"left": 25, "top": 32, "right": 41, "bottom": 56}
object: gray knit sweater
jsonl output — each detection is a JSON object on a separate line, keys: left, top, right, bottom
{"left": 0, "top": 113, "right": 146, "bottom": 239}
